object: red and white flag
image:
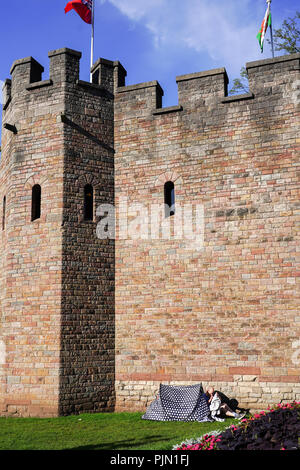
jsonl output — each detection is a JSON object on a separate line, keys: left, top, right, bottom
{"left": 65, "top": 0, "right": 93, "bottom": 24}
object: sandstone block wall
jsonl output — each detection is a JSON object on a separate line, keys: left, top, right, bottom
{"left": 0, "top": 49, "right": 125, "bottom": 416}
{"left": 0, "top": 50, "right": 299, "bottom": 417}
{"left": 115, "top": 379, "right": 300, "bottom": 414}
{"left": 0, "top": 56, "right": 64, "bottom": 417}
{"left": 59, "top": 51, "right": 118, "bottom": 415}
{"left": 114, "top": 53, "right": 300, "bottom": 411}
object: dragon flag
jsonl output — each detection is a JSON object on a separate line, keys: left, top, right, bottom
{"left": 257, "top": 2, "right": 272, "bottom": 53}
{"left": 65, "top": 0, "right": 93, "bottom": 24}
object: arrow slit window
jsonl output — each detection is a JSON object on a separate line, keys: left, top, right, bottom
{"left": 31, "top": 185, "right": 41, "bottom": 221}
{"left": 84, "top": 184, "right": 94, "bottom": 221}
{"left": 164, "top": 181, "right": 175, "bottom": 217}
{"left": 2, "top": 196, "right": 6, "bottom": 230}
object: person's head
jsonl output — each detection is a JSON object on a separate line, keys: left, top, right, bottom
{"left": 206, "top": 386, "right": 214, "bottom": 396}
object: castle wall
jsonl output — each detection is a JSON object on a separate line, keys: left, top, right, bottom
{"left": 58, "top": 52, "right": 118, "bottom": 415}
{"left": 0, "top": 49, "right": 299, "bottom": 417}
{"left": 114, "top": 53, "right": 300, "bottom": 412}
{"left": 0, "top": 50, "right": 124, "bottom": 416}
{"left": 0, "top": 57, "right": 64, "bottom": 417}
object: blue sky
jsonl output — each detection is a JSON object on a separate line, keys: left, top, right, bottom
{"left": 0, "top": 0, "right": 298, "bottom": 114}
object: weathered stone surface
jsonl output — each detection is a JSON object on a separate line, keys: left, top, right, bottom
{"left": 0, "top": 48, "right": 117, "bottom": 417}
{"left": 114, "top": 52, "right": 300, "bottom": 410}
{"left": 0, "top": 50, "right": 299, "bottom": 417}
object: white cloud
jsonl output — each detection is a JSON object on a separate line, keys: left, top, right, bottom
{"left": 102, "top": 0, "right": 164, "bottom": 22}
{"left": 100, "top": 0, "right": 264, "bottom": 76}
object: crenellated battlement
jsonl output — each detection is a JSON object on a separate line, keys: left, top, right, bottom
{"left": 3, "top": 49, "right": 299, "bottom": 118}
{"left": 10, "top": 56, "right": 44, "bottom": 95}
{"left": 246, "top": 52, "right": 300, "bottom": 87}
{"left": 91, "top": 57, "right": 127, "bottom": 94}
{"left": 2, "top": 47, "right": 127, "bottom": 113}
{"left": 115, "top": 52, "right": 300, "bottom": 117}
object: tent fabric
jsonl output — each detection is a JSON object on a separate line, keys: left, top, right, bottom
{"left": 142, "top": 383, "right": 212, "bottom": 422}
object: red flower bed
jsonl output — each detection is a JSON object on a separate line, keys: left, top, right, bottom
{"left": 175, "top": 401, "right": 300, "bottom": 451}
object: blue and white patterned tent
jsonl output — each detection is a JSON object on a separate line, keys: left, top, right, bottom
{"left": 142, "top": 383, "right": 212, "bottom": 422}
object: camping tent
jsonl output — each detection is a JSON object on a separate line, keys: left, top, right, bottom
{"left": 142, "top": 383, "right": 212, "bottom": 422}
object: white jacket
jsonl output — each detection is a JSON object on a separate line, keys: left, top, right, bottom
{"left": 209, "top": 393, "right": 224, "bottom": 422}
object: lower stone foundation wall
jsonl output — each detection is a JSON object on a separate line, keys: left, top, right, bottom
{"left": 115, "top": 379, "right": 300, "bottom": 414}
{"left": 0, "top": 402, "right": 59, "bottom": 418}
{"left": 2, "top": 378, "right": 299, "bottom": 417}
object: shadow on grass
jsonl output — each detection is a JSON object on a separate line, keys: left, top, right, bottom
{"left": 62, "top": 435, "right": 168, "bottom": 451}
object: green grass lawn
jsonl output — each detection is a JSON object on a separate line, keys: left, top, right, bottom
{"left": 0, "top": 412, "right": 237, "bottom": 450}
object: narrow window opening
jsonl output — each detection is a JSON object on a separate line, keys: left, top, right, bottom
{"left": 2, "top": 196, "right": 6, "bottom": 230}
{"left": 92, "top": 69, "right": 99, "bottom": 85}
{"left": 84, "top": 184, "right": 94, "bottom": 221}
{"left": 164, "top": 181, "right": 175, "bottom": 217}
{"left": 31, "top": 184, "right": 41, "bottom": 221}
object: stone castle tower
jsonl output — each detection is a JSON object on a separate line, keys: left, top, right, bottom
{"left": 0, "top": 48, "right": 299, "bottom": 417}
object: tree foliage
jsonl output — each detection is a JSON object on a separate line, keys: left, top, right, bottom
{"left": 229, "top": 11, "right": 300, "bottom": 95}
{"left": 229, "top": 66, "right": 249, "bottom": 95}
{"left": 268, "top": 11, "right": 300, "bottom": 53}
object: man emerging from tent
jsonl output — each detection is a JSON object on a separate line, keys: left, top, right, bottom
{"left": 203, "top": 386, "right": 246, "bottom": 421}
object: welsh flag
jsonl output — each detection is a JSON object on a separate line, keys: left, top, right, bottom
{"left": 257, "top": 3, "right": 272, "bottom": 52}
{"left": 65, "top": 0, "right": 93, "bottom": 24}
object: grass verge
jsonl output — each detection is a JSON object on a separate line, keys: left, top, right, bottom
{"left": 0, "top": 412, "right": 237, "bottom": 450}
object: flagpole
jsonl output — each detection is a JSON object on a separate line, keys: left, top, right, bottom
{"left": 90, "top": 0, "right": 95, "bottom": 82}
{"left": 267, "top": 0, "right": 275, "bottom": 58}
